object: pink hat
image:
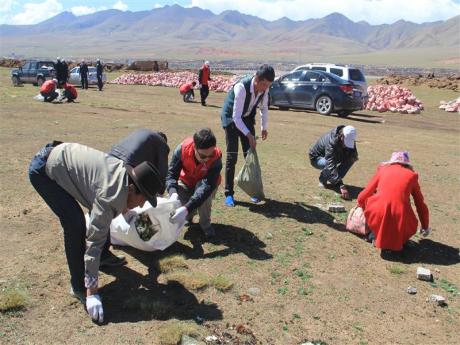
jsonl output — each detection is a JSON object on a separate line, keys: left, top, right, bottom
{"left": 387, "top": 151, "right": 411, "bottom": 165}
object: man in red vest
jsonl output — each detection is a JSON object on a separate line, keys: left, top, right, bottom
{"left": 167, "top": 128, "right": 222, "bottom": 238}
{"left": 179, "top": 81, "right": 196, "bottom": 102}
{"left": 40, "top": 78, "right": 59, "bottom": 102}
{"left": 62, "top": 82, "right": 78, "bottom": 102}
{"left": 198, "top": 61, "right": 212, "bottom": 106}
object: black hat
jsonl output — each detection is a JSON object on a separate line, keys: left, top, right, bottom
{"left": 125, "top": 162, "right": 164, "bottom": 207}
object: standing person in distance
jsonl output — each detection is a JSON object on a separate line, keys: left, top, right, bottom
{"left": 96, "top": 58, "right": 104, "bottom": 91}
{"left": 198, "top": 60, "right": 211, "bottom": 106}
{"left": 79, "top": 60, "right": 89, "bottom": 90}
{"left": 220, "top": 64, "right": 275, "bottom": 207}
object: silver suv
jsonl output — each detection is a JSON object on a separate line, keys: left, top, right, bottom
{"left": 293, "top": 63, "right": 368, "bottom": 98}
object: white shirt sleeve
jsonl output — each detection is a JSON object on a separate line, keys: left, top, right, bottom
{"left": 259, "top": 91, "right": 269, "bottom": 131}
{"left": 232, "top": 83, "right": 250, "bottom": 136}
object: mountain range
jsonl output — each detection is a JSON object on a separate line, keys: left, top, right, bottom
{"left": 1, "top": 5, "right": 459, "bottom": 68}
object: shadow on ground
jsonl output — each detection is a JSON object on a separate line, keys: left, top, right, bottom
{"left": 237, "top": 198, "right": 344, "bottom": 231}
{"left": 380, "top": 238, "right": 460, "bottom": 265}
{"left": 100, "top": 264, "right": 222, "bottom": 324}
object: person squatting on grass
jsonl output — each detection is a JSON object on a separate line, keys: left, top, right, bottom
{"left": 357, "top": 151, "right": 430, "bottom": 252}
{"left": 29, "top": 141, "right": 164, "bottom": 323}
{"left": 309, "top": 125, "right": 358, "bottom": 200}
{"left": 179, "top": 81, "right": 197, "bottom": 102}
{"left": 166, "top": 128, "right": 222, "bottom": 239}
{"left": 220, "top": 64, "right": 275, "bottom": 207}
{"left": 40, "top": 78, "right": 59, "bottom": 102}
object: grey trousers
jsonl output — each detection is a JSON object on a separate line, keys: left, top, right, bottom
{"left": 177, "top": 180, "right": 216, "bottom": 230}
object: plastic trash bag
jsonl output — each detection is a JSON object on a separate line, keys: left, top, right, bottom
{"left": 34, "top": 94, "right": 45, "bottom": 101}
{"left": 85, "top": 197, "right": 185, "bottom": 252}
{"left": 236, "top": 148, "right": 265, "bottom": 199}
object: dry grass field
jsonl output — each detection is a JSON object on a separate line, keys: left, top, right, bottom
{"left": 0, "top": 68, "right": 459, "bottom": 345}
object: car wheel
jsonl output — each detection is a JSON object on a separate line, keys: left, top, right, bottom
{"left": 337, "top": 110, "right": 351, "bottom": 117}
{"left": 37, "top": 77, "right": 45, "bottom": 87}
{"left": 12, "top": 76, "right": 20, "bottom": 86}
{"left": 316, "top": 96, "right": 333, "bottom": 115}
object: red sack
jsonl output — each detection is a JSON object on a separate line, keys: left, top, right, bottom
{"left": 346, "top": 206, "right": 369, "bottom": 235}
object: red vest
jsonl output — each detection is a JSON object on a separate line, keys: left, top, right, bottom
{"left": 200, "top": 65, "right": 210, "bottom": 85}
{"left": 40, "top": 80, "right": 56, "bottom": 93}
{"left": 180, "top": 138, "right": 222, "bottom": 188}
{"left": 179, "top": 82, "right": 193, "bottom": 94}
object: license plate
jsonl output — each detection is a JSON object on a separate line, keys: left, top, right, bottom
{"left": 353, "top": 91, "right": 362, "bottom": 98}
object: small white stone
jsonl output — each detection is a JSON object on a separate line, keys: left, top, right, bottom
{"left": 416, "top": 267, "right": 432, "bottom": 281}
{"left": 407, "top": 286, "right": 417, "bottom": 294}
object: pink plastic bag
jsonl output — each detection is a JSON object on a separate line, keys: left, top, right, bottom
{"left": 346, "top": 206, "right": 369, "bottom": 235}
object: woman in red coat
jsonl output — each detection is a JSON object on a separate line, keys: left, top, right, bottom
{"left": 357, "top": 151, "right": 430, "bottom": 251}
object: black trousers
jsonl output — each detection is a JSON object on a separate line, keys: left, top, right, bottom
{"left": 224, "top": 121, "right": 255, "bottom": 196}
{"left": 81, "top": 75, "right": 88, "bottom": 89}
{"left": 41, "top": 91, "right": 58, "bottom": 102}
{"left": 200, "top": 84, "right": 209, "bottom": 104}
{"left": 97, "top": 75, "right": 103, "bottom": 91}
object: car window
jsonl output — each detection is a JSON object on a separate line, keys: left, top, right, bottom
{"left": 72, "top": 67, "right": 80, "bottom": 73}
{"left": 311, "top": 66, "right": 327, "bottom": 71}
{"left": 296, "top": 66, "right": 309, "bottom": 71}
{"left": 22, "top": 62, "right": 31, "bottom": 69}
{"left": 349, "top": 69, "right": 365, "bottom": 82}
{"left": 330, "top": 68, "right": 344, "bottom": 77}
{"left": 282, "top": 71, "right": 304, "bottom": 82}
{"left": 40, "top": 62, "right": 54, "bottom": 69}
{"left": 303, "top": 71, "right": 323, "bottom": 82}
{"left": 88, "top": 67, "right": 96, "bottom": 72}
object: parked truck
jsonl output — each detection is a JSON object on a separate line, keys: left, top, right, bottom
{"left": 11, "top": 60, "right": 56, "bottom": 86}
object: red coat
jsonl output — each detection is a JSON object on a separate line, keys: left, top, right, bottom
{"left": 357, "top": 164, "right": 429, "bottom": 251}
{"left": 63, "top": 83, "right": 78, "bottom": 99}
{"left": 199, "top": 65, "right": 210, "bottom": 85}
{"left": 180, "top": 138, "right": 222, "bottom": 189}
{"left": 40, "top": 80, "right": 56, "bottom": 93}
{"left": 179, "top": 82, "right": 194, "bottom": 94}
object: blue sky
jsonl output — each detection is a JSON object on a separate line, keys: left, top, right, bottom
{"left": 1, "top": 0, "right": 459, "bottom": 25}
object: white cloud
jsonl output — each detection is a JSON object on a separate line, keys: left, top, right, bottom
{"left": 190, "top": 0, "right": 460, "bottom": 24}
{"left": 113, "top": 0, "right": 128, "bottom": 11}
{"left": 0, "top": 0, "right": 17, "bottom": 13}
{"left": 10, "top": 0, "right": 63, "bottom": 25}
{"left": 70, "top": 6, "right": 98, "bottom": 16}
{"left": 153, "top": 3, "right": 163, "bottom": 9}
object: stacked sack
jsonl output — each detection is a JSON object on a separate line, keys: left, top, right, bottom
{"left": 110, "top": 71, "right": 239, "bottom": 93}
{"left": 365, "top": 85, "right": 424, "bottom": 114}
{"left": 439, "top": 97, "right": 460, "bottom": 113}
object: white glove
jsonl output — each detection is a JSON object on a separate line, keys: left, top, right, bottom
{"left": 86, "top": 294, "right": 104, "bottom": 323}
{"left": 170, "top": 206, "right": 188, "bottom": 224}
{"left": 419, "top": 227, "right": 432, "bottom": 237}
{"left": 168, "top": 188, "right": 179, "bottom": 202}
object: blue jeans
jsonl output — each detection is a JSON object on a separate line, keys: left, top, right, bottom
{"left": 29, "top": 142, "right": 89, "bottom": 293}
{"left": 311, "top": 156, "right": 354, "bottom": 186}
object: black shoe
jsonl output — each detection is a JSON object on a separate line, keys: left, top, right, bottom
{"left": 100, "top": 253, "right": 127, "bottom": 268}
{"left": 70, "top": 287, "right": 86, "bottom": 303}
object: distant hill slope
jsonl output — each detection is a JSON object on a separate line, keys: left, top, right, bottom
{"left": 1, "top": 5, "right": 459, "bottom": 68}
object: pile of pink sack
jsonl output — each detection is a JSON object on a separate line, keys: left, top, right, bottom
{"left": 439, "top": 97, "right": 460, "bottom": 113}
{"left": 365, "top": 85, "right": 424, "bottom": 114}
{"left": 109, "top": 71, "right": 239, "bottom": 93}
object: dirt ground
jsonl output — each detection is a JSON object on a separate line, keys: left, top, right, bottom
{"left": 0, "top": 68, "right": 459, "bottom": 345}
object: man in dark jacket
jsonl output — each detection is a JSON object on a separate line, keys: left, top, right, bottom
{"left": 79, "top": 60, "right": 89, "bottom": 89}
{"left": 198, "top": 61, "right": 211, "bottom": 106}
{"left": 220, "top": 64, "right": 275, "bottom": 207}
{"left": 166, "top": 128, "right": 222, "bottom": 239}
{"left": 309, "top": 125, "right": 358, "bottom": 200}
{"left": 62, "top": 58, "right": 69, "bottom": 84}
{"left": 55, "top": 57, "right": 65, "bottom": 86}
{"left": 96, "top": 59, "right": 104, "bottom": 91}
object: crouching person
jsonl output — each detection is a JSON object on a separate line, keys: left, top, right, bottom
{"left": 179, "top": 81, "right": 196, "bottom": 102}
{"left": 62, "top": 82, "right": 78, "bottom": 102}
{"left": 309, "top": 125, "right": 358, "bottom": 200}
{"left": 40, "top": 78, "right": 59, "bottom": 102}
{"left": 167, "top": 128, "right": 222, "bottom": 239}
{"left": 29, "top": 141, "right": 164, "bottom": 323}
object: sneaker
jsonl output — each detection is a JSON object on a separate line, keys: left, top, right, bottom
{"left": 318, "top": 182, "right": 325, "bottom": 188}
{"left": 202, "top": 225, "right": 216, "bottom": 238}
{"left": 100, "top": 253, "right": 127, "bottom": 268}
{"left": 225, "top": 195, "right": 235, "bottom": 207}
{"left": 70, "top": 287, "right": 86, "bottom": 303}
{"left": 250, "top": 197, "right": 261, "bottom": 203}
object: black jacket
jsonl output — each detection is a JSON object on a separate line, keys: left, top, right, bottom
{"left": 309, "top": 125, "right": 358, "bottom": 185}
{"left": 96, "top": 62, "right": 103, "bottom": 76}
{"left": 108, "top": 129, "right": 170, "bottom": 194}
{"left": 166, "top": 144, "right": 222, "bottom": 212}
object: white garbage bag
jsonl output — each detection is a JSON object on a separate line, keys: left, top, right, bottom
{"left": 85, "top": 197, "right": 185, "bottom": 252}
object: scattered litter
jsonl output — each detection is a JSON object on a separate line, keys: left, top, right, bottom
{"left": 238, "top": 294, "right": 254, "bottom": 302}
{"left": 407, "top": 286, "right": 417, "bottom": 295}
{"left": 416, "top": 267, "right": 432, "bottom": 281}
{"left": 366, "top": 85, "right": 423, "bottom": 114}
{"left": 327, "top": 203, "right": 346, "bottom": 212}
{"left": 205, "top": 335, "right": 218, "bottom": 342}
{"left": 439, "top": 97, "right": 460, "bottom": 112}
{"left": 430, "top": 294, "right": 446, "bottom": 306}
